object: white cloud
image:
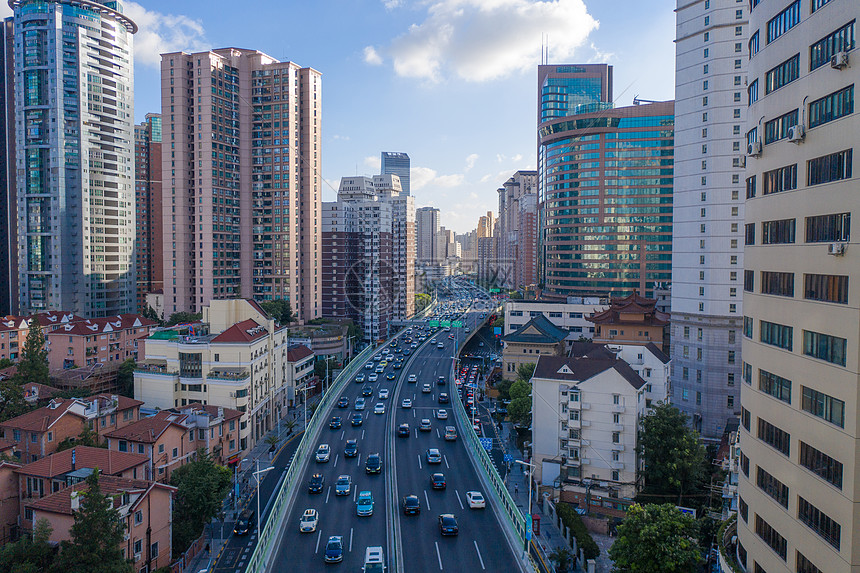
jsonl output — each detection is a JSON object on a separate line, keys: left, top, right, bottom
{"left": 363, "top": 46, "right": 383, "bottom": 66}
{"left": 435, "top": 174, "right": 465, "bottom": 187}
{"left": 465, "top": 153, "right": 479, "bottom": 171}
{"left": 332, "top": 134, "right": 350, "bottom": 141}
{"left": 382, "top": 0, "right": 405, "bottom": 8}
{"left": 411, "top": 166, "right": 439, "bottom": 190}
{"left": 374, "top": 0, "right": 598, "bottom": 82}
{"left": 124, "top": 2, "right": 208, "bottom": 68}
{"left": 364, "top": 155, "right": 382, "bottom": 170}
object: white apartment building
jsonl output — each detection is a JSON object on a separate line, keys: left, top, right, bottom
{"left": 134, "top": 299, "right": 292, "bottom": 448}
{"left": 738, "top": 1, "right": 859, "bottom": 572}
{"left": 671, "top": 0, "right": 749, "bottom": 440}
{"left": 504, "top": 299, "right": 606, "bottom": 343}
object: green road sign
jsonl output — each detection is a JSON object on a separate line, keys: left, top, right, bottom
{"left": 441, "top": 320, "right": 451, "bottom": 327}
{"left": 452, "top": 321, "right": 463, "bottom": 328}
{"left": 429, "top": 320, "right": 439, "bottom": 327}
{"left": 489, "top": 288, "right": 501, "bottom": 293}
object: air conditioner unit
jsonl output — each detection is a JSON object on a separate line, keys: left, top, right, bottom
{"left": 831, "top": 51, "right": 849, "bottom": 69}
{"left": 747, "top": 141, "right": 762, "bottom": 157}
{"left": 737, "top": 155, "right": 746, "bottom": 168}
{"left": 788, "top": 124, "right": 805, "bottom": 142}
{"left": 134, "top": 553, "right": 141, "bottom": 563}
{"left": 828, "top": 242, "right": 846, "bottom": 256}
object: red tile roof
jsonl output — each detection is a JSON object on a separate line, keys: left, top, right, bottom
{"left": 180, "top": 403, "right": 243, "bottom": 422}
{"left": 28, "top": 475, "right": 175, "bottom": 516}
{"left": 211, "top": 319, "right": 270, "bottom": 344}
{"left": 0, "top": 399, "right": 85, "bottom": 433}
{"left": 15, "top": 446, "right": 148, "bottom": 479}
{"left": 103, "top": 411, "right": 187, "bottom": 443}
{"left": 21, "top": 382, "right": 59, "bottom": 402}
{"left": 45, "top": 314, "right": 157, "bottom": 336}
{"left": 87, "top": 394, "right": 144, "bottom": 411}
{"left": 287, "top": 344, "right": 314, "bottom": 362}
{"left": 588, "top": 293, "right": 669, "bottom": 327}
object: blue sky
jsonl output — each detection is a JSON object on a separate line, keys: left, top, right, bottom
{"left": 2, "top": 0, "right": 677, "bottom": 233}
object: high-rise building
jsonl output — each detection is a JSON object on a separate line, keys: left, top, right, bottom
{"left": 416, "top": 206, "right": 440, "bottom": 263}
{"left": 134, "top": 113, "right": 163, "bottom": 312}
{"left": 670, "top": 0, "right": 748, "bottom": 439}
{"left": 10, "top": 1, "right": 137, "bottom": 317}
{"left": 496, "top": 171, "right": 538, "bottom": 289}
{"left": 540, "top": 98, "right": 675, "bottom": 299}
{"left": 738, "top": 2, "right": 858, "bottom": 572}
{"left": 322, "top": 175, "right": 414, "bottom": 342}
{"left": 161, "top": 49, "right": 321, "bottom": 321}
{"left": 477, "top": 211, "right": 495, "bottom": 239}
{"left": 381, "top": 151, "right": 410, "bottom": 195}
{"left": 0, "top": 18, "right": 16, "bottom": 316}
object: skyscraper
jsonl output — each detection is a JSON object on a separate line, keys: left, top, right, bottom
{"left": 10, "top": 0, "right": 137, "bottom": 317}
{"left": 670, "top": 0, "right": 748, "bottom": 439}
{"left": 496, "top": 170, "right": 538, "bottom": 289}
{"left": 738, "top": 2, "right": 858, "bottom": 572}
{"left": 134, "top": 113, "right": 163, "bottom": 312}
{"left": 381, "top": 151, "right": 410, "bottom": 195}
{"left": 416, "top": 206, "right": 440, "bottom": 263}
{"left": 161, "top": 48, "right": 321, "bottom": 322}
{"left": 0, "top": 18, "right": 16, "bottom": 316}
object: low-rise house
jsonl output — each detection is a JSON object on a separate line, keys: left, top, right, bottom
{"left": 0, "top": 399, "right": 87, "bottom": 463}
{"left": 504, "top": 298, "right": 608, "bottom": 343}
{"left": 286, "top": 345, "right": 315, "bottom": 407}
{"left": 103, "top": 411, "right": 190, "bottom": 482}
{"left": 0, "top": 461, "right": 21, "bottom": 544}
{"left": 588, "top": 293, "right": 670, "bottom": 352}
{"left": 172, "top": 403, "right": 244, "bottom": 466}
{"left": 29, "top": 475, "right": 175, "bottom": 571}
{"left": 81, "top": 394, "right": 144, "bottom": 437}
{"left": 45, "top": 314, "right": 157, "bottom": 371}
{"left": 500, "top": 314, "right": 568, "bottom": 380}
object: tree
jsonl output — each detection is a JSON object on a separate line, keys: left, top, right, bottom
{"left": 259, "top": 299, "right": 293, "bottom": 325}
{"left": 0, "top": 359, "right": 13, "bottom": 370}
{"left": 507, "top": 395, "right": 532, "bottom": 427}
{"left": 56, "top": 426, "right": 105, "bottom": 452}
{"left": 516, "top": 363, "right": 536, "bottom": 384}
{"left": 139, "top": 305, "right": 162, "bottom": 325}
{"left": 414, "top": 293, "right": 432, "bottom": 313}
{"left": 608, "top": 503, "right": 703, "bottom": 573}
{"left": 0, "top": 518, "right": 57, "bottom": 573}
{"left": 0, "top": 377, "right": 30, "bottom": 424}
{"left": 165, "top": 312, "right": 202, "bottom": 327}
{"left": 170, "top": 449, "right": 232, "bottom": 555}
{"left": 264, "top": 433, "right": 280, "bottom": 453}
{"left": 115, "top": 359, "right": 136, "bottom": 398}
{"left": 636, "top": 403, "right": 707, "bottom": 507}
{"left": 14, "top": 322, "right": 49, "bottom": 386}
{"left": 495, "top": 378, "right": 513, "bottom": 401}
{"left": 284, "top": 418, "right": 298, "bottom": 435}
{"left": 53, "top": 470, "right": 131, "bottom": 573}
{"left": 548, "top": 546, "right": 574, "bottom": 573}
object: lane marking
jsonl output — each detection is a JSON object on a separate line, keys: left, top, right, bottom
{"left": 353, "top": 488, "right": 357, "bottom": 502}
{"left": 444, "top": 455, "right": 450, "bottom": 469}
{"left": 362, "top": 429, "right": 366, "bottom": 440}
{"left": 424, "top": 490, "right": 431, "bottom": 511}
{"left": 333, "top": 454, "right": 339, "bottom": 468}
{"left": 418, "top": 454, "right": 423, "bottom": 470}
{"left": 436, "top": 428, "right": 440, "bottom": 438}
{"left": 350, "top": 528, "right": 354, "bottom": 553}
{"left": 474, "top": 541, "right": 486, "bottom": 570}
{"left": 455, "top": 490, "right": 464, "bottom": 510}
{"left": 340, "top": 430, "right": 345, "bottom": 440}
{"left": 325, "top": 486, "right": 331, "bottom": 503}
{"left": 435, "top": 541, "right": 443, "bottom": 570}
{"left": 315, "top": 530, "right": 322, "bottom": 553}
{"left": 414, "top": 428, "right": 418, "bottom": 438}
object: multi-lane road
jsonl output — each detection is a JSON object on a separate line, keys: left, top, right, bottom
{"left": 270, "top": 285, "right": 520, "bottom": 572}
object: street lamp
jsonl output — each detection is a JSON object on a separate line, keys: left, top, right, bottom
{"left": 514, "top": 459, "right": 536, "bottom": 556}
{"left": 252, "top": 460, "right": 273, "bottom": 536}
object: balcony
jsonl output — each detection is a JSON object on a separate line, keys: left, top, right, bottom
{"left": 134, "top": 362, "right": 176, "bottom": 376}
{"left": 207, "top": 370, "right": 250, "bottom": 382}
{"left": 612, "top": 404, "right": 625, "bottom": 413}
{"left": 611, "top": 443, "right": 624, "bottom": 452}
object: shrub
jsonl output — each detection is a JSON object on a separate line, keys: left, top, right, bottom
{"left": 556, "top": 502, "right": 600, "bottom": 560}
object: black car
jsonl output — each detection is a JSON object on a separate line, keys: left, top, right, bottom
{"left": 337, "top": 396, "right": 349, "bottom": 408}
{"left": 403, "top": 349, "right": 411, "bottom": 356}
{"left": 362, "top": 386, "right": 374, "bottom": 397}
{"left": 234, "top": 509, "right": 255, "bottom": 535}
{"left": 329, "top": 416, "right": 342, "bottom": 429}
{"left": 438, "top": 393, "right": 449, "bottom": 404}
{"left": 437, "top": 376, "right": 446, "bottom": 386}
{"left": 351, "top": 413, "right": 364, "bottom": 427}
{"left": 431, "top": 473, "right": 446, "bottom": 490}
{"left": 365, "top": 453, "right": 382, "bottom": 474}
{"left": 402, "top": 495, "right": 421, "bottom": 515}
{"left": 438, "top": 514, "right": 459, "bottom": 536}
{"left": 397, "top": 423, "right": 410, "bottom": 437}
{"left": 386, "top": 372, "right": 396, "bottom": 380}
{"left": 344, "top": 439, "right": 358, "bottom": 457}
{"left": 308, "top": 473, "right": 325, "bottom": 494}
{"left": 324, "top": 536, "right": 344, "bottom": 563}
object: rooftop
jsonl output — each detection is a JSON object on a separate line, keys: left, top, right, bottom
{"left": 502, "top": 314, "right": 568, "bottom": 345}
{"left": 16, "top": 446, "right": 148, "bottom": 479}
{"left": 533, "top": 354, "right": 646, "bottom": 390}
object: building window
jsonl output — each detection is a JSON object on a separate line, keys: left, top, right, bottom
{"left": 760, "top": 271, "right": 794, "bottom": 297}
{"left": 740, "top": 451, "right": 749, "bottom": 477}
{"left": 764, "top": 109, "right": 798, "bottom": 144}
{"left": 766, "top": 0, "right": 801, "bottom": 44}
{"left": 809, "top": 21, "right": 855, "bottom": 71}
{"left": 809, "top": 85, "right": 854, "bottom": 129}
{"left": 134, "top": 510, "right": 143, "bottom": 525}
{"left": 757, "top": 417, "right": 790, "bottom": 456}
{"left": 739, "top": 497, "right": 749, "bottom": 523}
{"left": 805, "top": 212, "right": 850, "bottom": 242}
{"left": 807, "top": 149, "right": 853, "bottom": 186}
{"left": 801, "top": 386, "right": 845, "bottom": 428}
{"left": 799, "top": 441, "right": 842, "bottom": 488}
{"left": 151, "top": 542, "right": 160, "bottom": 558}
{"left": 759, "top": 369, "right": 792, "bottom": 403}
{"left": 744, "top": 224, "right": 755, "bottom": 246}
{"left": 804, "top": 274, "right": 848, "bottom": 304}
{"left": 749, "top": 31, "right": 759, "bottom": 57}
{"left": 796, "top": 552, "right": 823, "bottom": 573}
{"left": 763, "top": 164, "right": 797, "bottom": 195}
{"left": 797, "top": 497, "right": 841, "bottom": 550}
{"left": 765, "top": 54, "right": 800, "bottom": 94}
{"left": 802, "top": 330, "right": 847, "bottom": 366}
{"left": 755, "top": 514, "right": 787, "bottom": 560}
{"left": 756, "top": 465, "right": 789, "bottom": 508}
{"left": 760, "top": 320, "right": 793, "bottom": 350}
{"left": 747, "top": 79, "right": 759, "bottom": 105}
{"left": 761, "top": 218, "right": 795, "bottom": 244}
{"left": 727, "top": 396, "right": 734, "bottom": 408}
{"left": 744, "top": 270, "right": 754, "bottom": 292}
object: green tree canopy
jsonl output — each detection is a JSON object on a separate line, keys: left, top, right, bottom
{"left": 515, "top": 363, "right": 536, "bottom": 384}
{"left": 0, "top": 377, "right": 30, "bottom": 424}
{"left": 170, "top": 449, "right": 232, "bottom": 555}
{"left": 608, "top": 503, "right": 703, "bottom": 573}
{"left": 14, "top": 322, "right": 49, "bottom": 386}
{"left": 115, "top": 359, "right": 136, "bottom": 399}
{"left": 165, "top": 312, "right": 202, "bottom": 327}
{"left": 53, "top": 470, "right": 131, "bottom": 573}
{"left": 636, "top": 403, "right": 707, "bottom": 506}
{"left": 139, "top": 305, "right": 162, "bottom": 325}
{"left": 0, "top": 518, "right": 56, "bottom": 573}
{"left": 56, "top": 426, "right": 105, "bottom": 452}
{"left": 259, "top": 299, "right": 293, "bottom": 325}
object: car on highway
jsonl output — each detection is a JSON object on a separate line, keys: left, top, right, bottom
{"left": 335, "top": 475, "right": 352, "bottom": 496}
{"left": 365, "top": 453, "right": 382, "bottom": 474}
{"left": 315, "top": 444, "right": 331, "bottom": 463}
{"left": 437, "top": 376, "right": 446, "bottom": 386}
{"left": 337, "top": 397, "right": 349, "bottom": 408}
{"left": 368, "top": 373, "right": 379, "bottom": 382}
{"left": 402, "top": 495, "right": 421, "bottom": 515}
{"left": 374, "top": 402, "right": 385, "bottom": 415}
{"left": 397, "top": 423, "right": 410, "bottom": 437}
{"left": 330, "top": 416, "right": 342, "bottom": 429}
{"left": 435, "top": 409, "right": 448, "bottom": 420}
{"left": 394, "top": 347, "right": 402, "bottom": 354}
{"left": 466, "top": 491, "right": 486, "bottom": 509}
{"left": 356, "top": 491, "right": 374, "bottom": 516}
{"left": 378, "top": 388, "right": 390, "bottom": 399}
{"left": 362, "top": 386, "right": 374, "bottom": 397}
{"left": 355, "top": 373, "right": 366, "bottom": 383}
{"left": 344, "top": 439, "right": 358, "bottom": 457}
{"left": 355, "top": 397, "right": 366, "bottom": 410}
{"left": 393, "top": 361, "right": 402, "bottom": 368}
{"left": 419, "top": 419, "right": 432, "bottom": 432}
{"left": 431, "top": 473, "right": 447, "bottom": 489}
{"left": 438, "top": 393, "right": 449, "bottom": 404}
{"left": 299, "top": 508, "right": 318, "bottom": 532}
{"left": 374, "top": 354, "right": 383, "bottom": 362}
{"left": 352, "top": 413, "right": 364, "bottom": 427}
{"left": 324, "top": 536, "right": 344, "bottom": 563}
{"left": 402, "top": 349, "right": 411, "bottom": 356}
{"left": 401, "top": 398, "right": 412, "bottom": 409}
{"left": 426, "top": 448, "right": 442, "bottom": 464}
{"left": 308, "top": 473, "right": 325, "bottom": 493}
{"left": 437, "top": 342, "right": 444, "bottom": 349}
{"left": 363, "top": 547, "right": 385, "bottom": 573}
{"left": 365, "top": 362, "right": 374, "bottom": 370}
{"left": 473, "top": 421, "right": 481, "bottom": 433}
{"left": 438, "top": 514, "right": 459, "bottom": 536}
{"left": 407, "top": 374, "right": 417, "bottom": 383}
{"left": 422, "top": 383, "right": 431, "bottom": 393}
{"left": 444, "top": 426, "right": 457, "bottom": 441}
{"left": 386, "top": 372, "right": 396, "bottom": 380}
{"left": 234, "top": 508, "right": 255, "bottom": 535}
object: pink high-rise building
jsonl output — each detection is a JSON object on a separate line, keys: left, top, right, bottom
{"left": 161, "top": 48, "right": 321, "bottom": 321}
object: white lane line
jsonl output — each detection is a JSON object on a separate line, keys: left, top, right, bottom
{"left": 362, "top": 429, "right": 366, "bottom": 440}
{"left": 353, "top": 488, "right": 357, "bottom": 502}
{"left": 455, "top": 490, "right": 464, "bottom": 510}
{"left": 325, "top": 486, "right": 331, "bottom": 503}
{"left": 350, "top": 528, "right": 354, "bottom": 553}
{"left": 435, "top": 541, "right": 443, "bottom": 570}
{"left": 340, "top": 430, "right": 345, "bottom": 440}
{"left": 418, "top": 454, "right": 423, "bottom": 470}
{"left": 413, "top": 409, "right": 416, "bottom": 419}
{"left": 414, "top": 428, "right": 418, "bottom": 438}
{"left": 333, "top": 454, "right": 339, "bottom": 468}
{"left": 474, "top": 541, "right": 486, "bottom": 570}
{"left": 315, "top": 530, "right": 323, "bottom": 553}
{"left": 444, "top": 455, "right": 450, "bottom": 469}
{"left": 424, "top": 490, "right": 431, "bottom": 511}
{"left": 436, "top": 428, "right": 440, "bottom": 438}
{"left": 357, "top": 453, "right": 362, "bottom": 466}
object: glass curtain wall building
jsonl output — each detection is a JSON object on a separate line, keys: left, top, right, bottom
{"left": 381, "top": 152, "right": 410, "bottom": 195}
{"left": 11, "top": 0, "right": 137, "bottom": 316}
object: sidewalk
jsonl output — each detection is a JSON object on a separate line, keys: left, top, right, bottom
{"left": 182, "top": 397, "right": 319, "bottom": 572}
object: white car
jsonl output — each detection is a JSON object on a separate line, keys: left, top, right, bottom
{"left": 315, "top": 444, "right": 331, "bottom": 463}
{"left": 365, "top": 362, "right": 374, "bottom": 370}
{"left": 374, "top": 402, "right": 385, "bottom": 415}
{"left": 436, "top": 409, "right": 448, "bottom": 420}
{"left": 368, "top": 373, "right": 379, "bottom": 382}
{"left": 299, "top": 508, "right": 318, "bottom": 532}
{"left": 379, "top": 388, "right": 390, "bottom": 399}
{"left": 466, "top": 491, "right": 486, "bottom": 509}
{"left": 401, "top": 398, "right": 412, "bottom": 409}
{"left": 422, "top": 383, "right": 432, "bottom": 393}
{"left": 408, "top": 374, "right": 417, "bottom": 383}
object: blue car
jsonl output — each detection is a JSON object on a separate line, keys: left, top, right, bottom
{"left": 356, "top": 491, "right": 374, "bottom": 516}
{"left": 324, "top": 535, "right": 344, "bottom": 563}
